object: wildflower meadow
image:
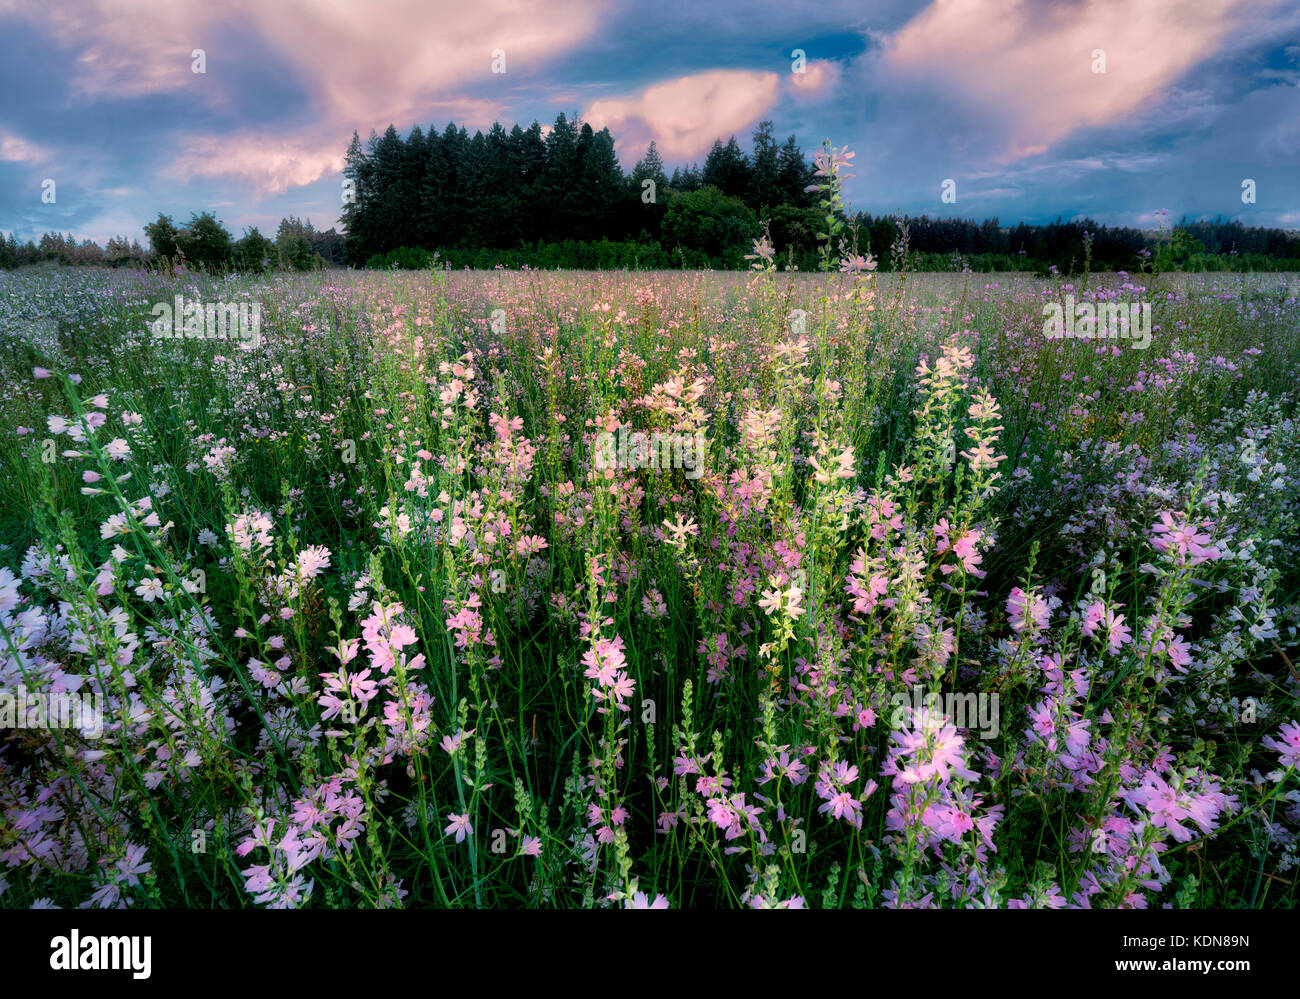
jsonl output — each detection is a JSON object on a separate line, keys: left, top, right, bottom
{"left": 10, "top": 4, "right": 1300, "bottom": 989}
{"left": 3, "top": 224, "right": 1299, "bottom": 912}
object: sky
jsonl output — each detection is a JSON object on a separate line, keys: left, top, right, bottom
{"left": 1, "top": 0, "right": 1298, "bottom": 246}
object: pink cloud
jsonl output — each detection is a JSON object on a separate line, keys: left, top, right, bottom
{"left": 585, "top": 69, "right": 781, "bottom": 165}
{"left": 0, "top": 130, "right": 50, "bottom": 164}
{"left": 162, "top": 134, "right": 346, "bottom": 197}
{"left": 882, "top": 0, "right": 1278, "bottom": 161}
{"left": 2, "top": 0, "right": 213, "bottom": 101}
{"left": 3, "top": 0, "right": 605, "bottom": 192}
{"left": 789, "top": 59, "right": 841, "bottom": 100}
{"left": 6, "top": 0, "right": 604, "bottom": 112}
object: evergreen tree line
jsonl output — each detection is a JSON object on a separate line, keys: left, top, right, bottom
{"left": 854, "top": 214, "right": 1300, "bottom": 272}
{"left": 7, "top": 205, "right": 1299, "bottom": 273}
{"left": 341, "top": 116, "right": 820, "bottom": 266}
{"left": 340, "top": 112, "right": 1299, "bottom": 271}
{"left": 3, "top": 112, "right": 1298, "bottom": 273}
{"left": 0, "top": 231, "right": 148, "bottom": 268}
{"left": 0, "top": 215, "right": 344, "bottom": 272}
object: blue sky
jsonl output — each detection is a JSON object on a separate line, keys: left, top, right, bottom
{"left": 1, "top": 0, "right": 1298, "bottom": 246}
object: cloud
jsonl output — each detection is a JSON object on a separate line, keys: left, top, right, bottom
{"left": 0, "top": 0, "right": 213, "bottom": 101}
{"left": 881, "top": 0, "right": 1278, "bottom": 162}
{"left": 1257, "top": 89, "right": 1300, "bottom": 162}
{"left": 161, "top": 133, "right": 346, "bottom": 197}
{"left": 4, "top": 0, "right": 1297, "bottom": 237}
{"left": 0, "top": 130, "right": 51, "bottom": 163}
{"left": 2, "top": 0, "right": 605, "bottom": 112}
{"left": 789, "top": 59, "right": 841, "bottom": 100}
{"left": 1, "top": 0, "right": 605, "bottom": 190}
{"left": 585, "top": 69, "right": 781, "bottom": 165}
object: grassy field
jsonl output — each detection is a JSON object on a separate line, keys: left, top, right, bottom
{"left": 1, "top": 263, "right": 1298, "bottom": 908}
